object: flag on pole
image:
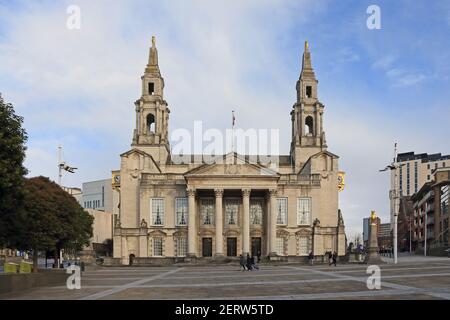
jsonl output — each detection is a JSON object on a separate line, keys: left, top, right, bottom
{"left": 232, "top": 110, "right": 235, "bottom": 127}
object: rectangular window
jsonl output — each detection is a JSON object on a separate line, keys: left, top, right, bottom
{"left": 298, "top": 236, "right": 311, "bottom": 256}
{"left": 153, "top": 237, "right": 163, "bottom": 256}
{"left": 276, "top": 237, "right": 285, "bottom": 256}
{"left": 250, "top": 199, "right": 263, "bottom": 225}
{"left": 441, "top": 185, "right": 449, "bottom": 216}
{"left": 225, "top": 199, "right": 239, "bottom": 225}
{"left": 200, "top": 199, "right": 214, "bottom": 225}
{"left": 151, "top": 198, "right": 164, "bottom": 225}
{"left": 175, "top": 237, "right": 187, "bottom": 257}
{"left": 148, "top": 82, "right": 155, "bottom": 95}
{"left": 276, "top": 198, "right": 288, "bottom": 225}
{"left": 399, "top": 167, "right": 403, "bottom": 194}
{"left": 297, "top": 198, "right": 311, "bottom": 225}
{"left": 175, "top": 198, "right": 188, "bottom": 226}
{"left": 102, "top": 186, "right": 105, "bottom": 207}
{"left": 406, "top": 163, "right": 410, "bottom": 195}
{"left": 306, "top": 86, "right": 312, "bottom": 98}
{"left": 414, "top": 162, "right": 418, "bottom": 193}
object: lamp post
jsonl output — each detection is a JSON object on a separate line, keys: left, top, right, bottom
{"left": 379, "top": 143, "right": 404, "bottom": 264}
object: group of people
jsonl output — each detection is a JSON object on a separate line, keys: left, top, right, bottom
{"left": 325, "top": 251, "right": 338, "bottom": 266}
{"left": 239, "top": 254, "right": 260, "bottom": 271}
{"left": 239, "top": 251, "right": 338, "bottom": 269}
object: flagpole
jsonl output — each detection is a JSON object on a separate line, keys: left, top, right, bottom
{"left": 232, "top": 110, "right": 235, "bottom": 153}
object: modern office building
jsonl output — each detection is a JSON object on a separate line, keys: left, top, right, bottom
{"left": 82, "top": 179, "right": 113, "bottom": 213}
{"left": 390, "top": 152, "right": 450, "bottom": 229}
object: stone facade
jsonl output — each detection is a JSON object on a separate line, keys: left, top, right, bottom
{"left": 113, "top": 38, "right": 347, "bottom": 264}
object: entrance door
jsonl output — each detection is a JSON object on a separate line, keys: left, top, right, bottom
{"left": 227, "top": 237, "right": 237, "bottom": 257}
{"left": 202, "top": 238, "right": 212, "bottom": 257}
{"left": 251, "top": 237, "right": 262, "bottom": 257}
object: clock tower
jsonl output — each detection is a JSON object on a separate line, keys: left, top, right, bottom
{"left": 290, "top": 41, "right": 327, "bottom": 172}
{"left": 132, "top": 36, "right": 171, "bottom": 164}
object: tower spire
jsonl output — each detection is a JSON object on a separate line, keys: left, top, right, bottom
{"left": 300, "top": 40, "right": 315, "bottom": 79}
{"left": 146, "top": 35, "right": 160, "bottom": 74}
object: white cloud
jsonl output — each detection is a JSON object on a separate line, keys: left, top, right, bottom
{"left": 386, "top": 68, "right": 427, "bottom": 87}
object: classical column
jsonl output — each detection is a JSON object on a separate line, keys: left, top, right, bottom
{"left": 269, "top": 189, "right": 278, "bottom": 256}
{"left": 187, "top": 188, "right": 197, "bottom": 257}
{"left": 214, "top": 188, "right": 224, "bottom": 257}
{"left": 242, "top": 188, "right": 251, "bottom": 256}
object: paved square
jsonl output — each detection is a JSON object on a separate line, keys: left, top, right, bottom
{"left": 2, "top": 257, "right": 450, "bottom": 300}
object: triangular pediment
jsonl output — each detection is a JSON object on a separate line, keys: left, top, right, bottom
{"left": 299, "top": 149, "right": 339, "bottom": 174}
{"left": 120, "top": 148, "right": 162, "bottom": 173}
{"left": 185, "top": 152, "right": 278, "bottom": 178}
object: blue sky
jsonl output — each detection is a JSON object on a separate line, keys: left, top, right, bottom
{"left": 1, "top": 0, "right": 449, "bottom": 239}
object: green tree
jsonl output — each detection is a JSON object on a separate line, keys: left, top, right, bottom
{"left": 0, "top": 94, "right": 28, "bottom": 247}
{"left": 18, "top": 176, "right": 93, "bottom": 272}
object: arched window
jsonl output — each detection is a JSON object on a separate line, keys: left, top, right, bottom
{"left": 147, "top": 114, "right": 155, "bottom": 133}
{"left": 305, "top": 116, "right": 314, "bottom": 135}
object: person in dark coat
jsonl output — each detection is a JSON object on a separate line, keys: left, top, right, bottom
{"left": 239, "top": 254, "right": 246, "bottom": 271}
{"left": 246, "top": 253, "right": 252, "bottom": 271}
{"left": 308, "top": 251, "right": 314, "bottom": 265}
{"left": 332, "top": 251, "right": 337, "bottom": 267}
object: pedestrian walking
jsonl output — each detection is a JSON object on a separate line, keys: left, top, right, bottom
{"left": 246, "top": 253, "right": 252, "bottom": 271}
{"left": 239, "top": 254, "right": 246, "bottom": 271}
{"left": 332, "top": 251, "right": 337, "bottom": 267}
{"left": 308, "top": 251, "right": 314, "bottom": 265}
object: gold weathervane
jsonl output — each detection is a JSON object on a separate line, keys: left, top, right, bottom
{"left": 152, "top": 36, "right": 156, "bottom": 47}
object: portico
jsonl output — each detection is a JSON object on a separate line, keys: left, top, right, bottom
{"left": 184, "top": 159, "right": 280, "bottom": 258}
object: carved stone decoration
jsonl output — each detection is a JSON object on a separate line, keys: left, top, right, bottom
{"left": 214, "top": 188, "right": 224, "bottom": 198}
{"left": 242, "top": 188, "right": 251, "bottom": 197}
{"left": 269, "top": 189, "right": 278, "bottom": 197}
{"left": 187, "top": 188, "right": 196, "bottom": 197}
{"left": 140, "top": 219, "right": 148, "bottom": 228}
{"left": 225, "top": 165, "right": 239, "bottom": 175}
{"left": 131, "top": 168, "right": 139, "bottom": 179}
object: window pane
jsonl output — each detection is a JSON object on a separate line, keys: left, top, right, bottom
{"left": 176, "top": 198, "right": 188, "bottom": 226}
{"left": 152, "top": 198, "right": 164, "bottom": 225}
{"left": 225, "top": 199, "right": 239, "bottom": 225}
{"left": 297, "top": 198, "right": 311, "bottom": 225}
{"left": 298, "top": 236, "right": 310, "bottom": 256}
{"left": 250, "top": 199, "right": 263, "bottom": 225}
{"left": 153, "top": 237, "right": 163, "bottom": 256}
{"left": 201, "top": 199, "right": 214, "bottom": 225}
{"left": 276, "top": 237, "right": 285, "bottom": 256}
{"left": 276, "top": 198, "right": 287, "bottom": 225}
{"left": 175, "top": 237, "right": 187, "bottom": 257}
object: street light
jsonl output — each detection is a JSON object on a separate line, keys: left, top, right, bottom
{"left": 379, "top": 143, "right": 405, "bottom": 264}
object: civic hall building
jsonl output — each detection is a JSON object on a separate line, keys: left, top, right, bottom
{"left": 112, "top": 38, "right": 347, "bottom": 265}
